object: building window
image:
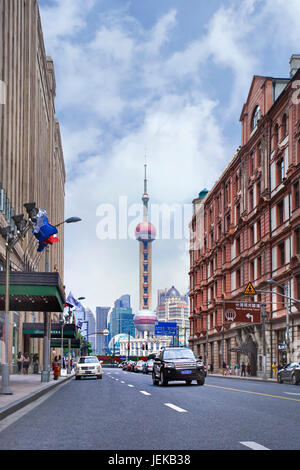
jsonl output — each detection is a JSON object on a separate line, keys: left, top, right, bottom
{"left": 277, "top": 200, "right": 284, "bottom": 225}
{"left": 257, "top": 144, "right": 262, "bottom": 167}
{"left": 278, "top": 241, "right": 285, "bottom": 266}
{"left": 236, "top": 269, "right": 241, "bottom": 288}
{"left": 273, "top": 123, "right": 279, "bottom": 149}
{"left": 257, "top": 256, "right": 262, "bottom": 278}
{"left": 277, "top": 159, "right": 284, "bottom": 185}
{"left": 293, "top": 181, "right": 300, "bottom": 210}
{"left": 250, "top": 225, "right": 254, "bottom": 246}
{"left": 257, "top": 219, "right": 261, "bottom": 241}
{"left": 249, "top": 189, "right": 254, "bottom": 211}
{"left": 256, "top": 180, "right": 261, "bottom": 203}
{"left": 250, "top": 261, "right": 254, "bottom": 281}
{"left": 226, "top": 214, "right": 230, "bottom": 232}
{"left": 296, "top": 275, "right": 300, "bottom": 299}
{"left": 251, "top": 105, "right": 261, "bottom": 130}
{"left": 250, "top": 152, "right": 254, "bottom": 175}
{"left": 236, "top": 236, "right": 241, "bottom": 256}
{"left": 282, "top": 114, "right": 287, "bottom": 138}
{"left": 295, "top": 227, "right": 300, "bottom": 253}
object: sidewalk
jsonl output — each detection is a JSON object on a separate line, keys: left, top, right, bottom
{"left": 208, "top": 372, "right": 277, "bottom": 382}
{"left": 0, "top": 371, "right": 74, "bottom": 421}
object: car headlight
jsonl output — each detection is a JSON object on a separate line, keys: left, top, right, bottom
{"left": 165, "top": 362, "right": 175, "bottom": 369}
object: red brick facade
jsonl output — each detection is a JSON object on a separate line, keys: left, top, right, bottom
{"left": 189, "top": 57, "right": 300, "bottom": 377}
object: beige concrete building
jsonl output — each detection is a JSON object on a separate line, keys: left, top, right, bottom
{"left": 0, "top": 0, "right": 65, "bottom": 371}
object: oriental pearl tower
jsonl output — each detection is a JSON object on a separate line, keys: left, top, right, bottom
{"left": 134, "top": 164, "right": 157, "bottom": 338}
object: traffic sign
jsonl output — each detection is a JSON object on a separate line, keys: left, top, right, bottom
{"left": 244, "top": 282, "right": 256, "bottom": 295}
{"left": 224, "top": 302, "right": 261, "bottom": 324}
{"left": 155, "top": 322, "right": 177, "bottom": 336}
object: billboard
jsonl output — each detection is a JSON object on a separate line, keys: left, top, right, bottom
{"left": 155, "top": 322, "right": 177, "bottom": 336}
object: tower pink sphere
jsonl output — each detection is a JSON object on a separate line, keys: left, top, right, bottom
{"left": 135, "top": 222, "right": 156, "bottom": 241}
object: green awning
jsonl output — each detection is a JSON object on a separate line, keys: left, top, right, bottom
{"left": 0, "top": 272, "right": 65, "bottom": 312}
{"left": 23, "top": 322, "right": 78, "bottom": 339}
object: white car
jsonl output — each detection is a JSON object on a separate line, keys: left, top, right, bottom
{"left": 75, "top": 356, "right": 103, "bottom": 380}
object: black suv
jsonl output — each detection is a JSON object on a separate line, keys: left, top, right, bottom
{"left": 152, "top": 347, "right": 205, "bottom": 386}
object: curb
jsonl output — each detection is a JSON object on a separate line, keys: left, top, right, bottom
{"left": 0, "top": 374, "right": 74, "bottom": 422}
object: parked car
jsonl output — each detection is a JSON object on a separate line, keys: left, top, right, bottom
{"left": 122, "top": 361, "right": 128, "bottom": 370}
{"left": 277, "top": 362, "right": 300, "bottom": 385}
{"left": 143, "top": 359, "right": 154, "bottom": 374}
{"left": 152, "top": 347, "right": 205, "bottom": 386}
{"left": 75, "top": 356, "right": 103, "bottom": 380}
{"left": 127, "top": 360, "right": 135, "bottom": 372}
{"left": 135, "top": 360, "right": 145, "bottom": 373}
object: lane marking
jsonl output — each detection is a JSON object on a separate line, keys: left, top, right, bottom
{"left": 140, "top": 391, "right": 151, "bottom": 396}
{"left": 240, "top": 441, "right": 270, "bottom": 450}
{"left": 206, "top": 384, "right": 300, "bottom": 402}
{"left": 128, "top": 384, "right": 134, "bottom": 388}
{"left": 120, "top": 381, "right": 125, "bottom": 384}
{"left": 284, "top": 392, "right": 300, "bottom": 396}
{"left": 164, "top": 403, "right": 187, "bottom": 413}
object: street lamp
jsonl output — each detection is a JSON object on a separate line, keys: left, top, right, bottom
{"left": 41, "top": 216, "right": 82, "bottom": 382}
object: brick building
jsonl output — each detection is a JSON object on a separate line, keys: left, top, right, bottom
{"left": 189, "top": 55, "right": 300, "bottom": 377}
{"left": 0, "top": 0, "right": 65, "bottom": 371}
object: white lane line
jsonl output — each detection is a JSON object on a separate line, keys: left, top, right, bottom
{"left": 164, "top": 403, "right": 187, "bottom": 413}
{"left": 120, "top": 381, "right": 125, "bottom": 384}
{"left": 140, "top": 391, "right": 151, "bottom": 396}
{"left": 284, "top": 392, "right": 300, "bottom": 396}
{"left": 240, "top": 441, "right": 270, "bottom": 450}
{"left": 128, "top": 384, "right": 134, "bottom": 388}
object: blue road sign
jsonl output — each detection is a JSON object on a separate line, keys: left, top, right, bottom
{"left": 155, "top": 322, "right": 177, "bottom": 336}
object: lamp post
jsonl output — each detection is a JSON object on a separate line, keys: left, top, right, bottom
{"left": 41, "top": 216, "right": 81, "bottom": 382}
{"left": 0, "top": 206, "right": 36, "bottom": 394}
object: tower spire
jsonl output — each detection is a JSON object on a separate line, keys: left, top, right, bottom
{"left": 142, "top": 161, "right": 149, "bottom": 222}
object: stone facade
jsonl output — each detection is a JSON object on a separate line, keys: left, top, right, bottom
{"left": 189, "top": 56, "right": 300, "bottom": 378}
{"left": 0, "top": 0, "right": 65, "bottom": 371}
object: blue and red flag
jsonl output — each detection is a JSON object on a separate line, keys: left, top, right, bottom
{"left": 32, "top": 209, "right": 59, "bottom": 251}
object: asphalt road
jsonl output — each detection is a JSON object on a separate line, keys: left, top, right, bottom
{"left": 0, "top": 367, "right": 300, "bottom": 450}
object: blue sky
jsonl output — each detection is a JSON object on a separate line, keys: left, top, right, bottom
{"left": 39, "top": 0, "right": 300, "bottom": 313}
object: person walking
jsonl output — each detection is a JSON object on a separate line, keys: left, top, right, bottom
{"left": 23, "top": 353, "right": 30, "bottom": 375}
{"left": 234, "top": 363, "right": 239, "bottom": 376}
{"left": 247, "top": 362, "right": 251, "bottom": 376}
{"left": 272, "top": 362, "right": 277, "bottom": 378}
{"left": 16, "top": 352, "right": 24, "bottom": 374}
{"left": 241, "top": 362, "right": 246, "bottom": 377}
{"left": 222, "top": 361, "right": 227, "bottom": 375}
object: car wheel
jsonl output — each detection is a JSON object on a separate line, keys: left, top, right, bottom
{"left": 197, "top": 377, "right": 205, "bottom": 386}
{"left": 277, "top": 373, "right": 283, "bottom": 384}
{"left": 75, "top": 376, "right": 81, "bottom": 380}
{"left": 185, "top": 379, "right": 192, "bottom": 385}
{"left": 160, "top": 371, "right": 168, "bottom": 386}
{"left": 97, "top": 375, "right": 102, "bottom": 379}
{"left": 152, "top": 371, "right": 159, "bottom": 386}
{"left": 292, "top": 374, "right": 298, "bottom": 385}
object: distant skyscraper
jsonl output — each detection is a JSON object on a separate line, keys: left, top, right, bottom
{"left": 85, "top": 308, "right": 96, "bottom": 353}
{"left": 108, "top": 295, "right": 135, "bottom": 342}
{"left": 134, "top": 164, "right": 157, "bottom": 337}
{"left": 96, "top": 307, "right": 110, "bottom": 354}
{"left": 157, "top": 286, "right": 190, "bottom": 346}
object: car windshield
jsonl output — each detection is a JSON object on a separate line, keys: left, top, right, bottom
{"left": 79, "top": 357, "right": 98, "bottom": 364}
{"left": 163, "top": 349, "right": 196, "bottom": 360}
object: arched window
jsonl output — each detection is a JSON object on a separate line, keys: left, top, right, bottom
{"left": 251, "top": 105, "right": 261, "bottom": 130}
{"left": 274, "top": 123, "right": 279, "bottom": 148}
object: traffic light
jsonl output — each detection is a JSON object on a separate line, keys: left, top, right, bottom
{"left": 142, "top": 343, "right": 145, "bottom": 350}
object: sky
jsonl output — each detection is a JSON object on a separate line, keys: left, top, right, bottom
{"left": 38, "top": 0, "right": 300, "bottom": 314}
